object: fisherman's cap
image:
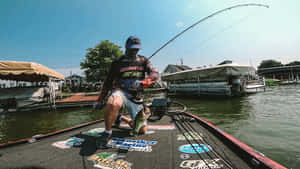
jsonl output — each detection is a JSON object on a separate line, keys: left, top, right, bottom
{"left": 126, "top": 36, "right": 141, "bottom": 49}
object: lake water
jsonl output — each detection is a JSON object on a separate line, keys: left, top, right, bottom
{"left": 1, "top": 85, "right": 299, "bottom": 168}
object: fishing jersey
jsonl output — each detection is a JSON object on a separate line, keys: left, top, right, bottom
{"left": 98, "top": 55, "right": 158, "bottom": 101}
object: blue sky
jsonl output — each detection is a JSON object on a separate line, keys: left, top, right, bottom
{"left": 1, "top": 0, "right": 300, "bottom": 76}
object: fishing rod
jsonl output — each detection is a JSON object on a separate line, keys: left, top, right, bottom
{"left": 166, "top": 100, "right": 235, "bottom": 168}
{"left": 147, "top": 3, "right": 269, "bottom": 60}
{"left": 172, "top": 114, "right": 214, "bottom": 169}
{"left": 176, "top": 113, "right": 236, "bottom": 169}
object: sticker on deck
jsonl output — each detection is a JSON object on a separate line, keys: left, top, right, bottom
{"left": 88, "top": 152, "right": 132, "bottom": 169}
{"left": 107, "top": 137, "right": 157, "bottom": 152}
{"left": 180, "top": 159, "right": 223, "bottom": 169}
{"left": 52, "top": 137, "right": 84, "bottom": 149}
{"left": 177, "top": 132, "right": 203, "bottom": 141}
{"left": 52, "top": 139, "right": 72, "bottom": 149}
{"left": 178, "top": 144, "right": 211, "bottom": 154}
{"left": 180, "top": 153, "right": 191, "bottom": 160}
{"left": 119, "top": 124, "right": 175, "bottom": 130}
{"left": 82, "top": 128, "right": 105, "bottom": 137}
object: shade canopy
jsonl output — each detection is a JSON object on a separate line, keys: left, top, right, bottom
{"left": 0, "top": 61, "right": 65, "bottom": 82}
{"left": 162, "top": 63, "right": 256, "bottom": 82}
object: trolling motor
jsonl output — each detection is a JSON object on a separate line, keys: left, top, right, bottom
{"left": 148, "top": 98, "right": 171, "bottom": 121}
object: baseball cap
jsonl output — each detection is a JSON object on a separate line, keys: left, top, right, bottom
{"left": 126, "top": 36, "right": 141, "bottom": 49}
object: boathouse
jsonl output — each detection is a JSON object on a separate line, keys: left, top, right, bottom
{"left": 257, "top": 65, "right": 300, "bottom": 81}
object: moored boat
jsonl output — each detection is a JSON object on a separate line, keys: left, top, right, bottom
{"left": 162, "top": 61, "right": 265, "bottom": 97}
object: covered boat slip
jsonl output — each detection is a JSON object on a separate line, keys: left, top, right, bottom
{"left": 0, "top": 61, "right": 64, "bottom": 111}
{"left": 162, "top": 63, "right": 265, "bottom": 96}
{"left": 161, "top": 63, "right": 256, "bottom": 82}
{"left": 0, "top": 61, "right": 64, "bottom": 82}
{"left": 0, "top": 112, "right": 285, "bottom": 169}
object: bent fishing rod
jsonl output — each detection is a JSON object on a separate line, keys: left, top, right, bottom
{"left": 147, "top": 3, "right": 269, "bottom": 60}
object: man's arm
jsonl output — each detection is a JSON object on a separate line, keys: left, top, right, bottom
{"left": 143, "top": 58, "right": 159, "bottom": 87}
{"left": 97, "top": 61, "right": 117, "bottom": 102}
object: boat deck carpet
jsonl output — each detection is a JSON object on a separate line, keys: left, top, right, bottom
{"left": 0, "top": 114, "right": 252, "bottom": 169}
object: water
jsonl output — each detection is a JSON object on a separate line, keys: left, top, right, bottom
{"left": 0, "top": 108, "right": 103, "bottom": 143}
{"left": 1, "top": 85, "right": 300, "bottom": 168}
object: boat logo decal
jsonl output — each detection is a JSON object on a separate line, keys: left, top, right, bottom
{"left": 180, "top": 159, "right": 223, "bottom": 169}
{"left": 177, "top": 132, "right": 203, "bottom": 141}
{"left": 107, "top": 137, "right": 157, "bottom": 152}
{"left": 178, "top": 144, "right": 211, "bottom": 154}
{"left": 82, "top": 128, "right": 105, "bottom": 136}
{"left": 52, "top": 137, "right": 84, "bottom": 149}
{"left": 88, "top": 152, "right": 132, "bottom": 169}
{"left": 120, "top": 124, "right": 175, "bottom": 130}
{"left": 180, "top": 153, "right": 191, "bottom": 160}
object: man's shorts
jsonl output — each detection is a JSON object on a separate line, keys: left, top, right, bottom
{"left": 108, "top": 90, "right": 144, "bottom": 120}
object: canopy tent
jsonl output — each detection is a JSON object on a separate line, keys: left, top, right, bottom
{"left": 0, "top": 61, "right": 64, "bottom": 82}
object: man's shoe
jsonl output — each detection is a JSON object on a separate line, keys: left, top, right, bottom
{"left": 96, "top": 132, "right": 112, "bottom": 149}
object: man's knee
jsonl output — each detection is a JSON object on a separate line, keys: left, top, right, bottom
{"left": 106, "top": 95, "right": 123, "bottom": 110}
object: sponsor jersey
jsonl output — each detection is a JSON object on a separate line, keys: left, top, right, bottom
{"left": 100, "top": 55, "right": 158, "bottom": 98}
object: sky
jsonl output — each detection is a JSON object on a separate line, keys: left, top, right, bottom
{"left": 1, "top": 0, "right": 300, "bottom": 76}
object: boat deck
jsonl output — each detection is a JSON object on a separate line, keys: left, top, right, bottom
{"left": 0, "top": 112, "right": 284, "bottom": 169}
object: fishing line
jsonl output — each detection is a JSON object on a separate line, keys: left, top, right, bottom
{"left": 81, "top": 156, "right": 87, "bottom": 169}
{"left": 147, "top": 3, "right": 269, "bottom": 61}
{"left": 178, "top": 114, "right": 236, "bottom": 169}
{"left": 182, "top": 117, "right": 236, "bottom": 168}
{"left": 175, "top": 113, "right": 229, "bottom": 169}
{"left": 181, "top": 115, "right": 236, "bottom": 166}
{"left": 196, "top": 12, "right": 255, "bottom": 51}
{"left": 167, "top": 100, "right": 234, "bottom": 168}
{"left": 172, "top": 114, "right": 214, "bottom": 169}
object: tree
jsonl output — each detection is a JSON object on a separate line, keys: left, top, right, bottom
{"left": 285, "top": 61, "right": 300, "bottom": 66}
{"left": 258, "top": 60, "right": 283, "bottom": 69}
{"left": 80, "top": 40, "right": 123, "bottom": 82}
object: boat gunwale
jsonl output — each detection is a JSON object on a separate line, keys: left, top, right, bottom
{"left": 183, "top": 111, "right": 287, "bottom": 169}
{"left": 0, "top": 119, "right": 103, "bottom": 148}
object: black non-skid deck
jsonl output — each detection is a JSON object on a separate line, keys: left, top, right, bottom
{"left": 0, "top": 113, "right": 252, "bottom": 169}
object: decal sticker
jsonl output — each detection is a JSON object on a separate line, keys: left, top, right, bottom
{"left": 120, "top": 124, "right": 175, "bottom": 130}
{"left": 88, "top": 152, "right": 132, "bottom": 169}
{"left": 180, "top": 159, "right": 224, "bottom": 169}
{"left": 178, "top": 144, "right": 211, "bottom": 154}
{"left": 66, "top": 137, "right": 84, "bottom": 147}
{"left": 82, "top": 128, "right": 105, "bottom": 137}
{"left": 180, "top": 153, "right": 191, "bottom": 160}
{"left": 52, "top": 139, "right": 73, "bottom": 149}
{"left": 177, "top": 132, "right": 203, "bottom": 141}
{"left": 107, "top": 137, "right": 157, "bottom": 152}
{"left": 88, "top": 152, "right": 126, "bottom": 161}
{"left": 52, "top": 137, "right": 84, "bottom": 149}
{"left": 122, "top": 71, "right": 143, "bottom": 78}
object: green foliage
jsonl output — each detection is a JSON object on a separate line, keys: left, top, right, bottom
{"left": 80, "top": 40, "right": 123, "bottom": 82}
{"left": 285, "top": 61, "right": 300, "bottom": 66}
{"left": 258, "top": 60, "right": 283, "bottom": 69}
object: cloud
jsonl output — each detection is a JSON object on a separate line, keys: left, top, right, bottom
{"left": 176, "top": 21, "right": 184, "bottom": 28}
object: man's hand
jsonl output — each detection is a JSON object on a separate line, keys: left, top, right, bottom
{"left": 142, "top": 78, "right": 155, "bottom": 88}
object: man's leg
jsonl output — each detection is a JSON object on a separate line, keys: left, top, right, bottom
{"left": 104, "top": 95, "right": 123, "bottom": 132}
{"left": 97, "top": 94, "right": 123, "bottom": 149}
